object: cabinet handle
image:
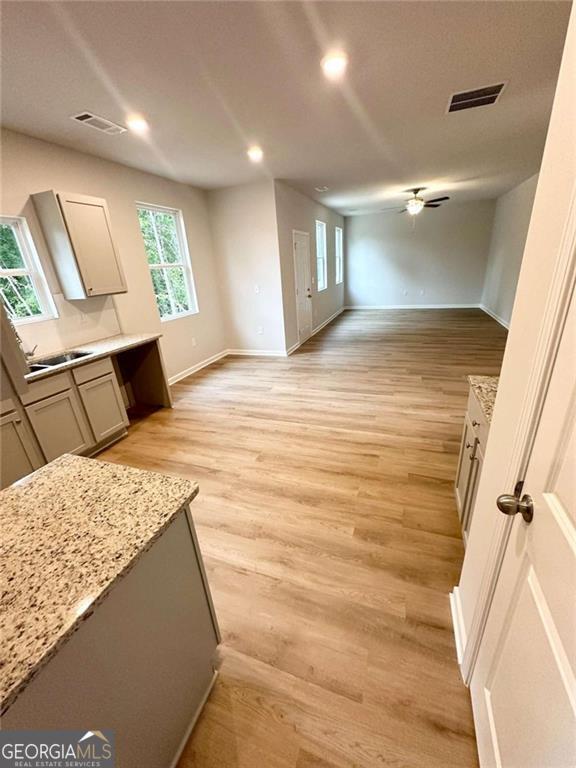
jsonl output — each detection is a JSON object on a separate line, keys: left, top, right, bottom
{"left": 472, "top": 419, "right": 480, "bottom": 427}
{"left": 465, "top": 442, "right": 472, "bottom": 449}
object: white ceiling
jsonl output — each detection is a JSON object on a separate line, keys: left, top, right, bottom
{"left": 1, "top": 1, "right": 571, "bottom": 214}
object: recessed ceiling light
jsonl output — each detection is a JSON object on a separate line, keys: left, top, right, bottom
{"left": 315, "top": 186, "right": 329, "bottom": 193}
{"left": 126, "top": 115, "right": 149, "bottom": 134}
{"left": 247, "top": 145, "right": 264, "bottom": 163}
{"left": 321, "top": 51, "right": 348, "bottom": 81}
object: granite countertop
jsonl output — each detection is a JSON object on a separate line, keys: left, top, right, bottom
{"left": 468, "top": 375, "right": 499, "bottom": 422}
{"left": 0, "top": 454, "right": 198, "bottom": 714}
{"left": 25, "top": 332, "right": 162, "bottom": 381}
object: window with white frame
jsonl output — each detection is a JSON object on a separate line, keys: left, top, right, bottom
{"left": 335, "top": 226, "right": 343, "bottom": 285}
{"left": 315, "top": 220, "right": 327, "bottom": 292}
{"left": 0, "top": 216, "right": 57, "bottom": 324}
{"left": 136, "top": 204, "right": 198, "bottom": 321}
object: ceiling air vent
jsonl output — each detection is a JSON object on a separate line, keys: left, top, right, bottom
{"left": 70, "top": 112, "right": 126, "bottom": 135}
{"left": 448, "top": 83, "right": 505, "bottom": 113}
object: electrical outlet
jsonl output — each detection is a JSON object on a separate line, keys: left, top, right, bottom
{"left": 420, "top": 289, "right": 425, "bottom": 296}
{"left": 403, "top": 289, "right": 408, "bottom": 296}
{"left": 191, "top": 337, "right": 197, "bottom": 347}
{"left": 257, "top": 326, "right": 263, "bottom": 335}
{"left": 254, "top": 284, "right": 260, "bottom": 294}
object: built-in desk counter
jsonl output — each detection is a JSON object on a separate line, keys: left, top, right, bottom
{"left": 1, "top": 334, "right": 172, "bottom": 489}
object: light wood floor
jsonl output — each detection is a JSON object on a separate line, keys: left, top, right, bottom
{"left": 101, "top": 309, "right": 507, "bottom": 768}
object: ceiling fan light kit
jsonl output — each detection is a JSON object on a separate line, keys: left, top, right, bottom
{"left": 399, "top": 187, "right": 451, "bottom": 215}
{"left": 406, "top": 197, "right": 425, "bottom": 215}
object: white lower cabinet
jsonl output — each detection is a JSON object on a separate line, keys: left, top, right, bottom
{"left": 0, "top": 409, "right": 44, "bottom": 488}
{"left": 455, "top": 413, "right": 477, "bottom": 523}
{"left": 455, "top": 388, "right": 491, "bottom": 543}
{"left": 78, "top": 372, "right": 128, "bottom": 443}
{"left": 25, "top": 388, "right": 94, "bottom": 462}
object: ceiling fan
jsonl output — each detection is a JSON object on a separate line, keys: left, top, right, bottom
{"left": 400, "top": 187, "right": 450, "bottom": 215}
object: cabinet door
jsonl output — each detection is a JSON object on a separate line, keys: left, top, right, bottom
{"left": 78, "top": 373, "right": 128, "bottom": 443}
{"left": 462, "top": 444, "right": 483, "bottom": 538}
{"left": 25, "top": 389, "right": 94, "bottom": 462}
{"left": 58, "top": 193, "right": 126, "bottom": 296}
{"left": 455, "top": 414, "right": 476, "bottom": 522}
{"left": 0, "top": 411, "right": 45, "bottom": 488}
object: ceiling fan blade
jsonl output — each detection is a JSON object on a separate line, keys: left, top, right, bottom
{"left": 426, "top": 196, "right": 450, "bottom": 204}
{"left": 424, "top": 203, "right": 441, "bottom": 208}
{"left": 404, "top": 187, "right": 426, "bottom": 196}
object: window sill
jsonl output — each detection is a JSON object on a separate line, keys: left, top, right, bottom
{"left": 160, "top": 308, "right": 200, "bottom": 323}
{"left": 317, "top": 287, "right": 328, "bottom": 293}
{"left": 12, "top": 312, "right": 58, "bottom": 326}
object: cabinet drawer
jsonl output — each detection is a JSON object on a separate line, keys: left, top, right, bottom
{"left": 73, "top": 356, "right": 114, "bottom": 385}
{"left": 20, "top": 372, "right": 74, "bottom": 406}
{"left": 467, "top": 389, "right": 489, "bottom": 450}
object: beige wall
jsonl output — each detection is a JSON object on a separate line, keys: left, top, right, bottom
{"left": 481, "top": 174, "right": 538, "bottom": 328}
{"left": 274, "top": 181, "right": 345, "bottom": 351}
{"left": 209, "top": 180, "right": 286, "bottom": 353}
{"left": 345, "top": 201, "right": 495, "bottom": 308}
{"left": 1, "top": 132, "right": 346, "bottom": 373}
{"left": 0, "top": 129, "right": 227, "bottom": 380}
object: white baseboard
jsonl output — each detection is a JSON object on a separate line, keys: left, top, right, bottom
{"left": 169, "top": 347, "right": 286, "bottom": 384}
{"left": 450, "top": 587, "right": 467, "bottom": 675}
{"left": 286, "top": 341, "right": 301, "bottom": 355}
{"left": 479, "top": 303, "right": 510, "bottom": 329}
{"left": 226, "top": 348, "right": 287, "bottom": 357}
{"left": 168, "top": 349, "right": 228, "bottom": 385}
{"left": 312, "top": 306, "right": 344, "bottom": 336}
{"left": 344, "top": 304, "right": 482, "bottom": 310}
{"left": 170, "top": 309, "right": 345, "bottom": 383}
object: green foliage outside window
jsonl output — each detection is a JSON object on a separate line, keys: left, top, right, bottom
{"left": 137, "top": 208, "right": 193, "bottom": 319}
{"left": 0, "top": 223, "right": 42, "bottom": 319}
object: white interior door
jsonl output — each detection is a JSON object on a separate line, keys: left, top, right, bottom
{"left": 293, "top": 230, "right": 313, "bottom": 344}
{"left": 471, "top": 283, "right": 576, "bottom": 767}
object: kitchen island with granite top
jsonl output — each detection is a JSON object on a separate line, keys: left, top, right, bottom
{"left": 0, "top": 454, "right": 219, "bottom": 768}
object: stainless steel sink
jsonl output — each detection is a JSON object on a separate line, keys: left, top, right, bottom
{"left": 31, "top": 350, "right": 91, "bottom": 368}
{"left": 28, "top": 363, "right": 51, "bottom": 372}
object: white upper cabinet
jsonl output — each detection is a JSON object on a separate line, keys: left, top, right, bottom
{"left": 32, "top": 191, "right": 127, "bottom": 299}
